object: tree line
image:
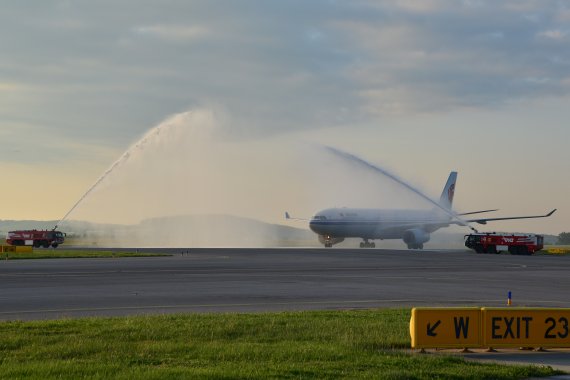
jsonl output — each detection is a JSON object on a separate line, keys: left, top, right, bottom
{"left": 558, "top": 232, "right": 570, "bottom": 245}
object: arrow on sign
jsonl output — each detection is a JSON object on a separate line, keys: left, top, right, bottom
{"left": 427, "top": 320, "right": 441, "bottom": 337}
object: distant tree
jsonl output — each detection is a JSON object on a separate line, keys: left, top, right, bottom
{"left": 558, "top": 232, "right": 570, "bottom": 245}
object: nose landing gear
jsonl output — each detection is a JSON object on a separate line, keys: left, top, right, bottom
{"left": 359, "top": 240, "right": 376, "bottom": 248}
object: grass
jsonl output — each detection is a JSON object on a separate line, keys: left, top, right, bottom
{"left": 537, "top": 245, "right": 570, "bottom": 255}
{"left": 0, "top": 250, "right": 170, "bottom": 260}
{"left": 544, "top": 245, "right": 570, "bottom": 249}
{"left": 0, "top": 310, "right": 560, "bottom": 379}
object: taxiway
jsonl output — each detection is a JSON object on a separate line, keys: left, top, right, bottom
{"left": 1, "top": 248, "right": 569, "bottom": 320}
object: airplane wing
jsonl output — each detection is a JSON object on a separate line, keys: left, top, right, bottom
{"left": 457, "top": 209, "right": 498, "bottom": 216}
{"left": 463, "top": 209, "right": 557, "bottom": 225}
{"left": 284, "top": 212, "right": 309, "bottom": 221}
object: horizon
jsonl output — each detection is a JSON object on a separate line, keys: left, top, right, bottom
{"left": 0, "top": 214, "right": 562, "bottom": 237}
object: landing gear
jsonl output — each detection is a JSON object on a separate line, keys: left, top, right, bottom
{"left": 318, "top": 235, "right": 344, "bottom": 248}
{"left": 360, "top": 240, "right": 376, "bottom": 248}
{"left": 407, "top": 243, "right": 424, "bottom": 250}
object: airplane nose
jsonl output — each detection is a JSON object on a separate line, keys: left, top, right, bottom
{"left": 309, "top": 220, "right": 318, "bottom": 233}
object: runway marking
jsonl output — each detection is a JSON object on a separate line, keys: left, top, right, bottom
{"left": 0, "top": 265, "right": 525, "bottom": 277}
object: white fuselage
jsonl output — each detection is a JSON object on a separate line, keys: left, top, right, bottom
{"left": 309, "top": 208, "right": 451, "bottom": 240}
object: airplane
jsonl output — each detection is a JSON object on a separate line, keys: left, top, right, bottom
{"left": 286, "top": 171, "right": 556, "bottom": 249}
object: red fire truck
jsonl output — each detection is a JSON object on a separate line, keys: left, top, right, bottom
{"left": 464, "top": 233, "right": 544, "bottom": 255}
{"left": 6, "top": 230, "right": 66, "bottom": 248}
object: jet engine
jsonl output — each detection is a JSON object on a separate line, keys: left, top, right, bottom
{"left": 318, "top": 235, "right": 344, "bottom": 248}
{"left": 403, "top": 229, "right": 430, "bottom": 249}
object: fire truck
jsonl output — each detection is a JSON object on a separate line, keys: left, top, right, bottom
{"left": 6, "top": 230, "right": 66, "bottom": 248}
{"left": 464, "top": 233, "right": 544, "bottom": 255}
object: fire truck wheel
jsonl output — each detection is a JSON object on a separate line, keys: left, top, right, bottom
{"left": 52, "top": 243, "right": 58, "bottom": 249}
{"left": 42, "top": 242, "right": 50, "bottom": 249}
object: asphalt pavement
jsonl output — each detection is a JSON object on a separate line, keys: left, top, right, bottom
{"left": 1, "top": 248, "right": 569, "bottom": 320}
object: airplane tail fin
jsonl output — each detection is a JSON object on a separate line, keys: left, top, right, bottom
{"left": 439, "top": 172, "right": 457, "bottom": 210}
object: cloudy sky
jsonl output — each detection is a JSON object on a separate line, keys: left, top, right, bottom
{"left": 1, "top": 0, "right": 569, "bottom": 234}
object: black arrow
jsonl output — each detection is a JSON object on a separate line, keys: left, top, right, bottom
{"left": 427, "top": 320, "right": 441, "bottom": 337}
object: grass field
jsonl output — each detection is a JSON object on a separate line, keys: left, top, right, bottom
{"left": 0, "top": 250, "right": 170, "bottom": 260}
{"left": 0, "top": 310, "right": 560, "bottom": 379}
{"left": 540, "top": 245, "right": 570, "bottom": 255}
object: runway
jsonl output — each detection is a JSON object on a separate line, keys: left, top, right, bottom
{"left": 1, "top": 248, "right": 569, "bottom": 320}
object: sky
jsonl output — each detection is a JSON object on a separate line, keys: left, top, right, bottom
{"left": 1, "top": 0, "right": 569, "bottom": 235}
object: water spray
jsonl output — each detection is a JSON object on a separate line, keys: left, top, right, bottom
{"left": 322, "top": 145, "right": 476, "bottom": 231}
{"left": 55, "top": 111, "right": 193, "bottom": 229}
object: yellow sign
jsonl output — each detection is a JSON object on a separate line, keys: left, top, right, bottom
{"left": 482, "top": 308, "right": 570, "bottom": 348}
{"left": 411, "top": 307, "right": 570, "bottom": 349}
{"left": 410, "top": 308, "right": 481, "bottom": 348}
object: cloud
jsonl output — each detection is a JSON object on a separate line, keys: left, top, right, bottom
{"left": 537, "top": 29, "right": 569, "bottom": 40}
{"left": 1, "top": 0, "right": 569, "bottom": 157}
{"left": 0, "top": 82, "right": 36, "bottom": 92}
{"left": 132, "top": 25, "right": 209, "bottom": 41}
{"left": 392, "top": 0, "right": 450, "bottom": 13}
{"left": 336, "top": 1, "right": 570, "bottom": 113}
